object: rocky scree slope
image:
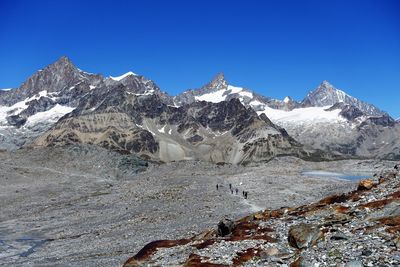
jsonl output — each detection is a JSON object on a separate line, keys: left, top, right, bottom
{"left": 124, "top": 164, "right": 400, "bottom": 267}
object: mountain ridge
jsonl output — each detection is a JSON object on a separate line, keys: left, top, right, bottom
{"left": 0, "top": 56, "right": 398, "bottom": 161}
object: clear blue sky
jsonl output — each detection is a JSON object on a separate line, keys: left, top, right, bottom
{"left": 0, "top": 0, "right": 399, "bottom": 117}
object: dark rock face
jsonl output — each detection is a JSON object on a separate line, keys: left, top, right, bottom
{"left": 20, "top": 97, "right": 56, "bottom": 117}
{"left": 0, "top": 56, "right": 101, "bottom": 106}
{"left": 360, "top": 115, "right": 396, "bottom": 127}
{"left": 187, "top": 98, "right": 257, "bottom": 136}
{"left": 217, "top": 218, "right": 235, "bottom": 237}
{"left": 186, "top": 134, "right": 203, "bottom": 144}
{"left": 325, "top": 102, "right": 364, "bottom": 121}
{"left": 6, "top": 115, "right": 27, "bottom": 128}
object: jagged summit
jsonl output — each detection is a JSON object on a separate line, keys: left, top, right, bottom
{"left": 204, "top": 72, "right": 228, "bottom": 91}
{"left": 53, "top": 55, "right": 74, "bottom": 66}
{"left": 302, "top": 81, "right": 385, "bottom": 116}
{"left": 321, "top": 79, "right": 333, "bottom": 87}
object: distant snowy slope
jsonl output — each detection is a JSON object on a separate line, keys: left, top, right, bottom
{"left": 257, "top": 106, "right": 346, "bottom": 124}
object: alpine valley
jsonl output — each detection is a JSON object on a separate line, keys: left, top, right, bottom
{"left": 1, "top": 57, "right": 399, "bottom": 267}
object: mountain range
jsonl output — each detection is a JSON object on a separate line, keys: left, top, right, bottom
{"left": 1, "top": 56, "right": 399, "bottom": 162}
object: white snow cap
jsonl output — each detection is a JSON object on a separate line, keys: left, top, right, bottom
{"left": 0, "top": 88, "right": 12, "bottom": 91}
{"left": 283, "top": 96, "right": 291, "bottom": 103}
{"left": 110, "top": 71, "right": 137, "bottom": 81}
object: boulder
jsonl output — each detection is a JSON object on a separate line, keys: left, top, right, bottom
{"left": 357, "top": 179, "right": 374, "bottom": 191}
{"left": 217, "top": 218, "right": 234, "bottom": 237}
{"left": 288, "top": 223, "right": 322, "bottom": 249}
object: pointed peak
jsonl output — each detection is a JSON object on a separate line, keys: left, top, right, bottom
{"left": 283, "top": 96, "right": 292, "bottom": 103}
{"left": 212, "top": 72, "right": 225, "bottom": 82}
{"left": 46, "top": 56, "right": 76, "bottom": 71}
{"left": 55, "top": 56, "right": 74, "bottom": 65}
{"left": 204, "top": 72, "right": 228, "bottom": 91}
{"left": 319, "top": 80, "right": 335, "bottom": 89}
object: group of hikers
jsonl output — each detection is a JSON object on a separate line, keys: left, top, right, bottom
{"left": 216, "top": 183, "right": 248, "bottom": 199}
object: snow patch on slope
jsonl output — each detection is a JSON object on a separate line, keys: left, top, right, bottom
{"left": 258, "top": 106, "right": 346, "bottom": 124}
{"left": 195, "top": 89, "right": 227, "bottom": 103}
{"left": 25, "top": 104, "right": 75, "bottom": 126}
{"left": 110, "top": 71, "right": 137, "bottom": 81}
{"left": 194, "top": 85, "right": 254, "bottom": 103}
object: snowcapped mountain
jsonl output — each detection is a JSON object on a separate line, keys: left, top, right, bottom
{"left": 174, "top": 73, "right": 298, "bottom": 112}
{"left": 174, "top": 73, "right": 259, "bottom": 106}
{"left": 301, "top": 80, "right": 385, "bottom": 116}
{"left": 1, "top": 57, "right": 324, "bottom": 164}
{"left": 0, "top": 56, "right": 398, "bottom": 161}
{"left": 0, "top": 57, "right": 170, "bottom": 150}
{"left": 173, "top": 73, "right": 398, "bottom": 159}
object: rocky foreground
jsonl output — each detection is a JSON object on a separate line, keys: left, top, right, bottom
{"left": 124, "top": 165, "right": 400, "bottom": 266}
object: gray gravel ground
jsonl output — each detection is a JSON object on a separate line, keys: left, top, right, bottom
{"left": 0, "top": 146, "right": 393, "bottom": 266}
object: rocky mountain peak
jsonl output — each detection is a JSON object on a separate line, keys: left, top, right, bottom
{"left": 312, "top": 80, "right": 342, "bottom": 96}
{"left": 283, "top": 96, "right": 294, "bottom": 103}
{"left": 301, "top": 81, "right": 386, "bottom": 117}
{"left": 204, "top": 72, "right": 228, "bottom": 91}
{"left": 320, "top": 79, "right": 334, "bottom": 88}
{"left": 53, "top": 55, "right": 74, "bottom": 67}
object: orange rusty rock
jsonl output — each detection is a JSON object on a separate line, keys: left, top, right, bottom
{"left": 290, "top": 256, "right": 303, "bottom": 267}
{"left": 389, "top": 190, "right": 400, "bottom": 199}
{"left": 124, "top": 239, "right": 191, "bottom": 266}
{"left": 232, "top": 248, "right": 261, "bottom": 266}
{"left": 270, "top": 210, "right": 284, "bottom": 218}
{"left": 377, "top": 215, "right": 400, "bottom": 226}
{"left": 334, "top": 205, "right": 351, "bottom": 214}
{"left": 318, "top": 193, "right": 349, "bottom": 205}
{"left": 254, "top": 211, "right": 271, "bottom": 220}
{"left": 192, "top": 239, "right": 217, "bottom": 249}
{"left": 184, "top": 254, "right": 228, "bottom": 267}
{"left": 357, "top": 179, "right": 375, "bottom": 191}
{"left": 386, "top": 225, "right": 400, "bottom": 233}
{"left": 229, "top": 220, "right": 277, "bottom": 242}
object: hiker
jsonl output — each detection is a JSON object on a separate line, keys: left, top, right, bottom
{"left": 216, "top": 184, "right": 219, "bottom": 190}
{"left": 229, "top": 183, "right": 232, "bottom": 190}
{"left": 235, "top": 188, "right": 238, "bottom": 195}
{"left": 244, "top": 191, "right": 248, "bottom": 199}
{"left": 231, "top": 189, "right": 233, "bottom": 194}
